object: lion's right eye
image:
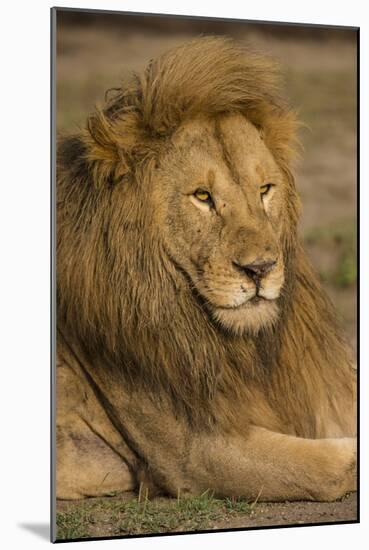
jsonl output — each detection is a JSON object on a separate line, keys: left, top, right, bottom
{"left": 194, "top": 189, "right": 214, "bottom": 206}
{"left": 260, "top": 183, "right": 273, "bottom": 197}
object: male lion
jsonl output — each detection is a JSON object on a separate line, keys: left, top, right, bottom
{"left": 56, "top": 37, "right": 356, "bottom": 503}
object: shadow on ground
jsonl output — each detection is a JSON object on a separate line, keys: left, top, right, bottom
{"left": 18, "top": 523, "right": 49, "bottom": 541}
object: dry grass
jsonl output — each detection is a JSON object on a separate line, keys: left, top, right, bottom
{"left": 56, "top": 492, "right": 252, "bottom": 540}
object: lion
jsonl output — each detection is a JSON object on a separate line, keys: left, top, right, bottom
{"left": 55, "top": 36, "right": 356, "bottom": 504}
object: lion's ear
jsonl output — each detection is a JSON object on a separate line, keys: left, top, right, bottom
{"left": 83, "top": 108, "right": 143, "bottom": 186}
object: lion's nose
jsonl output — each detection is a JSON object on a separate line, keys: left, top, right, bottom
{"left": 233, "top": 259, "right": 276, "bottom": 284}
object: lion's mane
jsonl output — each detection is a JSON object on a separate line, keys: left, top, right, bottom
{"left": 57, "top": 37, "right": 353, "bottom": 434}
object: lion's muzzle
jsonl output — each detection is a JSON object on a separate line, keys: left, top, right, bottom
{"left": 233, "top": 258, "right": 277, "bottom": 289}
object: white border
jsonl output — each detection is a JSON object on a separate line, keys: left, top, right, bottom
{"left": 1, "top": 1, "right": 367, "bottom": 548}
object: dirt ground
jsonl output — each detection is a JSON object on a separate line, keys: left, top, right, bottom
{"left": 211, "top": 493, "right": 357, "bottom": 529}
{"left": 55, "top": 12, "right": 358, "bottom": 540}
{"left": 56, "top": 491, "right": 357, "bottom": 540}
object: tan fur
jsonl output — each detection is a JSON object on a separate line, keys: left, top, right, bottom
{"left": 56, "top": 37, "right": 356, "bottom": 502}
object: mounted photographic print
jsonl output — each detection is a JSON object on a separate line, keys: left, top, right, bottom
{"left": 51, "top": 7, "right": 358, "bottom": 542}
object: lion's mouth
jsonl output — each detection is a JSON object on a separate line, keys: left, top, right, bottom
{"left": 214, "top": 294, "right": 271, "bottom": 310}
{"left": 249, "top": 295, "right": 264, "bottom": 304}
{"left": 209, "top": 291, "right": 280, "bottom": 334}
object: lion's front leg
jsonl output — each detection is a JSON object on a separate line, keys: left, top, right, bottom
{"left": 185, "top": 427, "right": 356, "bottom": 502}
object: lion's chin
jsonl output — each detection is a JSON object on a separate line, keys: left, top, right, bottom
{"left": 211, "top": 298, "right": 279, "bottom": 335}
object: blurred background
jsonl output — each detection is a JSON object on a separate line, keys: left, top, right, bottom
{"left": 56, "top": 10, "right": 357, "bottom": 350}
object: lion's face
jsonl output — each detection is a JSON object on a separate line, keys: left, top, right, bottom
{"left": 151, "top": 113, "right": 287, "bottom": 334}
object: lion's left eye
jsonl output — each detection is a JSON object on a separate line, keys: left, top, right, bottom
{"left": 194, "top": 189, "right": 213, "bottom": 205}
{"left": 260, "top": 184, "right": 273, "bottom": 196}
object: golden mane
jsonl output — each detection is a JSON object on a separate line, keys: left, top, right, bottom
{"left": 85, "top": 37, "right": 300, "bottom": 184}
{"left": 57, "top": 36, "right": 353, "bottom": 433}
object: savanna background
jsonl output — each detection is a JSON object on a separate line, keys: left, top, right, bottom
{"left": 55, "top": 9, "right": 358, "bottom": 541}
